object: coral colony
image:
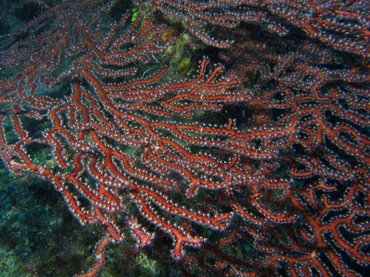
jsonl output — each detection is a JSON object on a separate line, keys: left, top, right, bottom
{"left": 0, "top": 0, "right": 369, "bottom": 276}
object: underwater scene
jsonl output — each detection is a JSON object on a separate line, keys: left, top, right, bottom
{"left": 0, "top": 0, "right": 369, "bottom": 276}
